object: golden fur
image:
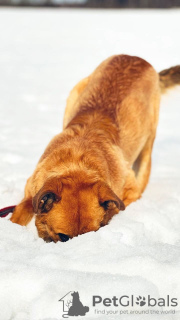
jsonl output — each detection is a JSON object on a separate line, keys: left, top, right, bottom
{"left": 10, "top": 55, "right": 180, "bottom": 242}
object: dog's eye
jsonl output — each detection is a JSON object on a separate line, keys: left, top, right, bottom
{"left": 38, "top": 193, "right": 56, "bottom": 213}
{"left": 102, "top": 200, "right": 118, "bottom": 211}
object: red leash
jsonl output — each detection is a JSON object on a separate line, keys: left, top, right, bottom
{"left": 0, "top": 205, "right": 16, "bottom": 218}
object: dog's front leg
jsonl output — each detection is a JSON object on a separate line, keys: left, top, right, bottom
{"left": 10, "top": 198, "right": 34, "bottom": 226}
{"left": 122, "top": 170, "right": 141, "bottom": 207}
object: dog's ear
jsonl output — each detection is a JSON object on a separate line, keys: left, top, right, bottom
{"left": 98, "top": 181, "right": 125, "bottom": 212}
{"left": 97, "top": 181, "right": 125, "bottom": 226}
{"left": 32, "top": 177, "right": 62, "bottom": 214}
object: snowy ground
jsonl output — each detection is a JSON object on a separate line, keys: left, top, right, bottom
{"left": 0, "top": 8, "right": 180, "bottom": 320}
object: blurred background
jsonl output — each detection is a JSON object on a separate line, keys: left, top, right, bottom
{"left": 0, "top": 0, "right": 180, "bottom": 7}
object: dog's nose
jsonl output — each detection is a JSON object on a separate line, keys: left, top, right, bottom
{"left": 58, "top": 233, "right": 70, "bottom": 242}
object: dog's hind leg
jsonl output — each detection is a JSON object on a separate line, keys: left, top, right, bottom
{"left": 63, "top": 76, "right": 90, "bottom": 129}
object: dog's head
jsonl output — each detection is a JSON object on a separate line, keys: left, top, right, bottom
{"left": 32, "top": 174, "right": 125, "bottom": 242}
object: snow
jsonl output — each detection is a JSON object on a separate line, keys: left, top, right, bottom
{"left": 0, "top": 8, "right": 180, "bottom": 320}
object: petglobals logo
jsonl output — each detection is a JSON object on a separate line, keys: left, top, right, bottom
{"left": 59, "top": 291, "right": 89, "bottom": 318}
{"left": 92, "top": 295, "right": 178, "bottom": 308}
{"left": 58, "top": 292, "right": 178, "bottom": 318}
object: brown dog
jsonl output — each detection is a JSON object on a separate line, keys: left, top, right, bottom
{"left": 10, "top": 55, "right": 180, "bottom": 242}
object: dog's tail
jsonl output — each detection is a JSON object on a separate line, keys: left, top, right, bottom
{"left": 159, "top": 65, "right": 180, "bottom": 93}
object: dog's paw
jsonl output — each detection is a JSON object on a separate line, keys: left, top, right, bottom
{"left": 136, "top": 296, "right": 146, "bottom": 307}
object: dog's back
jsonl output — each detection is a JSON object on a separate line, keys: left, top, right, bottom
{"left": 65, "top": 55, "right": 159, "bottom": 126}
{"left": 65, "top": 55, "right": 160, "bottom": 164}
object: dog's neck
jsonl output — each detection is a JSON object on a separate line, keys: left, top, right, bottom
{"left": 66, "top": 109, "right": 120, "bottom": 145}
